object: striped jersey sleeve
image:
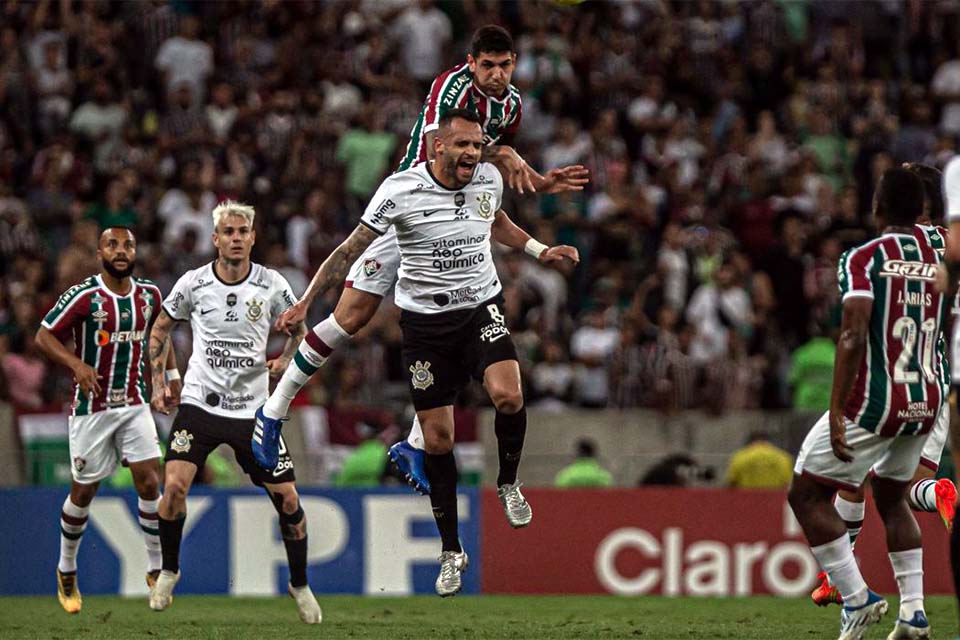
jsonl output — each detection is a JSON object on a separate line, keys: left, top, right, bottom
{"left": 422, "top": 63, "right": 473, "bottom": 135}
{"left": 837, "top": 243, "right": 877, "bottom": 301}
{"left": 501, "top": 87, "right": 523, "bottom": 135}
{"left": 41, "top": 278, "right": 97, "bottom": 338}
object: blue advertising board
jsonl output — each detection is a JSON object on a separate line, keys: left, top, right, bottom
{"left": 0, "top": 487, "right": 480, "bottom": 596}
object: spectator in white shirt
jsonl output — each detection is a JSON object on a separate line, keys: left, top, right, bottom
{"left": 155, "top": 15, "right": 213, "bottom": 105}
{"left": 390, "top": 0, "right": 452, "bottom": 91}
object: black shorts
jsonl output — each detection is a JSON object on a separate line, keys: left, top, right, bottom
{"left": 400, "top": 295, "right": 518, "bottom": 411}
{"left": 165, "top": 403, "right": 295, "bottom": 486}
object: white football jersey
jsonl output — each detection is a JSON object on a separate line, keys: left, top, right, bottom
{"left": 360, "top": 161, "right": 504, "bottom": 313}
{"left": 162, "top": 262, "right": 297, "bottom": 419}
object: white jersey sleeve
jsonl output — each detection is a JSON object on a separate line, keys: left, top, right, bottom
{"left": 269, "top": 270, "right": 298, "bottom": 322}
{"left": 360, "top": 177, "right": 404, "bottom": 236}
{"left": 162, "top": 270, "right": 195, "bottom": 320}
{"left": 946, "top": 156, "right": 960, "bottom": 222}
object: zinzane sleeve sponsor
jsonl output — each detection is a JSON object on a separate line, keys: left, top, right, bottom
{"left": 837, "top": 245, "right": 875, "bottom": 301}
{"left": 41, "top": 284, "right": 90, "bottom": 339}
{"left": 359, "top": 179, "right": 401, "bottom": 236}
{"left": 162, "top": 272, "right": 194, "bottom": 320}
{"left": 269, "top": 271, "right": 298, "bottom": 322}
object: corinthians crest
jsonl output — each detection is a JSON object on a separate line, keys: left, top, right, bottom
{"left": 477, "top": 192, "right": 493, "bottom": 219}
{"left": 246, "top": 298, "right": 264, "bottom": 321}
{"left": 171, "top": 430, "right": 193, "bottom": 453}
{"left": 409, "top": 360, "right": 434, "bottom": 390}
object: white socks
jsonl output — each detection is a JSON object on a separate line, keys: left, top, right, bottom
{"left": 908, "top": 479, "right": 938, "bottom": 512}
{"left": 58, "top": 498, "right": 89, "bottom": 574}
{"left": 139, "top": 497, "right": 162, "bottom": 572}
{"left": 834, "top": 495, "right": 865, "bottom": 545}
{"left": 263, "top": 315, "right": 351, "bottom": 420}
{"left": 406, "top": 414, "right": 425, "bottom": 450}
{"left": 811, "top": 534, "right": 868, "bottom": 607}
{"left": 889, "top": 548, "right": 924, "bottom": 619}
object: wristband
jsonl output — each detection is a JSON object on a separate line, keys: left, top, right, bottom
{"left": 524, "top": 239, "right": 548, "bottom": 260}
{"left": 164, "top": 369, "right": 181, "bottom": 383}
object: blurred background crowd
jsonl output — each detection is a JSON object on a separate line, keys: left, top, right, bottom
{"left": 2, "top": 0, "right": 959, "bottom": 426}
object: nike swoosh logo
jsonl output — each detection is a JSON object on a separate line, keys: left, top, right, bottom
{"left": 200, "top": 308, "right": 215, "bottom": 315}
{"left": 422, "top": 210, "right": 443, "bottom": 217}
{"left": 488, "top": 332, "right": 508, "bottom": 342}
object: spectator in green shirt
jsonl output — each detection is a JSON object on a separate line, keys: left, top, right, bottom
{"left": 85, "top": 177, "right": 139, "bottom": 230}
{"left": 789, "top": 331, "right": 836, "bottom": 412}
{"left": 555, "top": 440, "right": 614, "bottom": 488}
{"left": 336, "top": 107, "right": 397, "bottom": 206}
{"left": 335, "top": 424, "right": 389, "bottom": 487}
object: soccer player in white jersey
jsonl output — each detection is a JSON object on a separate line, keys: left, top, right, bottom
{"left": 789, "top": 169, "right": 954, "bottom": 640}
{"left": 254, "top": 25, "right": 588, "bottom": 496}
{"left": 264, "top": 110, "right": 578, "bottom": 596}
{"left": 811, "top": 164, "right": 958, "bottom": 609}
{"left": 35, "top": 227, "right": 175, "bottom": 614}
{"left": 146, "top": 201, "right": 321, "bottom": 623}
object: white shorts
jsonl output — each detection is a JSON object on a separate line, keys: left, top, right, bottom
{"left": 794, "top": 411, "right": 928, "bottom": 491}
{"left": 345, "top": 227, "right": 400, "bottom": 297}
{"left": 920, "top": 403, "right": 950, "bottom": 471}
{"left": 68, "top": 404, "right": 161, "bottom": 484}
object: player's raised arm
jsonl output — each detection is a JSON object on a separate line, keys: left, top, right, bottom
{"left": 148, "top": 308, "right": 177, "bottom": 414}
{"left": 828, "top": 296, "right": 872, "bottom": 462}
{"left": 275, "top": 224, "right": 380, "bottom": 334}
{"left": 491, "top": 209, "right": 580, "bottom": 267}
{"left": 35, "top": 326, "right": 102, "bottom": 399}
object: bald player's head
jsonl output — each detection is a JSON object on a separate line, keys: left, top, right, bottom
{"left": 98, "top": 226, "right": 137, "bottom": 280}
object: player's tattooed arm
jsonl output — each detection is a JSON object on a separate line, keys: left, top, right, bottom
{"left": 148, "top": 309, "right": 176, "bottom": 414}
{"left": 491, "top": 209, "right": 580, "bottom": 267}
{"left": 275, "top": 225, "right": 378, "bottom": 334}
{"left": 268, "top": 321, "right": 307, "bottom": 377}
{"left": 828, "top": 297, "right": 872, "bottom": 463}
{"left": 35, "top": 327, "right": 103, "bottom": 398}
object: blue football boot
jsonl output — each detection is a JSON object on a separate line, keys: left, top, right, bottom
{"left": 252, "top": 406, "right": 284, "bottom": 470}
{"left": 388, "top": 440, "right": 431, "bottom": 495}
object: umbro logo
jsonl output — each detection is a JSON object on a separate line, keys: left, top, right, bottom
{"left": 200, "top": 308, "right": 215, "bottom": 315}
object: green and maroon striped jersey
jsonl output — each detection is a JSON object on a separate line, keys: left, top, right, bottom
{"left": 398, "top": 62, "right": 522, "bottom": 171}
{"left": 41, "top": 275, "right": 162, "bottom": 416}
{"left": 837, "top": 232, "right": 950, "bottom": 436}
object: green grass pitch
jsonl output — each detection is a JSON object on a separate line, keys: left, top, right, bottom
{"left": 0, "top": 594, "right": 956, "bottom": 639}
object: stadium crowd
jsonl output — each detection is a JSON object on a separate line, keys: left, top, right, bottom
{"left": 1, "top": 0, "right": 960, "bottom": 419}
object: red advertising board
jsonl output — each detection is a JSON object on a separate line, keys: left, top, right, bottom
{"left": 481, "top": 488, "right": 952, "bottom": 595}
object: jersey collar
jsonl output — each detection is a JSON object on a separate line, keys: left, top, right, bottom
{"left": 95, "top": 274, "right": 136, "bottom": 299}
{"left": 210, "top": 260, "right": 254, "bottom": 286}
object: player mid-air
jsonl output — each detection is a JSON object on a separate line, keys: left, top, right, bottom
{"left": 35, "top": 227, "right": 173, "bottom": 614}
{"left": 262, "top": 109, "right": 578, "bottom": 595}
{"left": 252, "top": 24, "right": 588, "bottom": 497}
{"left": 789, "top": 168, "right": 953, "bottom": 640}
{"left": 146, "top": 201, "right": 322, "bottom": 623}
{"left": 811, "top": 163, "right": 958, "bottom": 608}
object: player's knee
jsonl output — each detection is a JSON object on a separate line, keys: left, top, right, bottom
{"left": 423, "top": 428, "right": 454, "bottom": 454}
{"left": 163, "top": 476, "right": 190, "bottom": 504}
{"left": 134, "top": 473, "right": 160, "bottom": 499}
{"left": 491, "top": 387, "right": 524, "bottom": 415}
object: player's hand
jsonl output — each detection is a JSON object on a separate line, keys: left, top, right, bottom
{"left": 539, "top": 245, "right": 580, "bottom": 266}
{"left": 829, "top": 410, "right": 854, "bottom": 462}
{"left": 539, "top": 165, "right": 591, "bottom": 194}
{"left": 500, "top": 147, "right": 536, "bottom": 195}
{"left": 72, "top": 363, "right": 102, "bottom": 398}
{"left": 276, "top": 302, "right": 307, "bottom": 335}
{"left": 166, "top": 378, "right": 182, "bottom": 409}
{"left": 151, "top": 384, "right": 170, "bottom": 415}
{"left": 267, "top": 357, "right": 290, "bottom": 378}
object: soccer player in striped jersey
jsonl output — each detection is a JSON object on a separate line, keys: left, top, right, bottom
{"left": 255, "top": 25, "right": 589, "bottom": 494}
{"left": 35, "top": 227, "right": 177, "bottom": 614}
{"left": 789, "top": 168, "right": 954, "bottom": 640}
{"left": 811, "top": 164, "right": 959, "bottom": 609}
